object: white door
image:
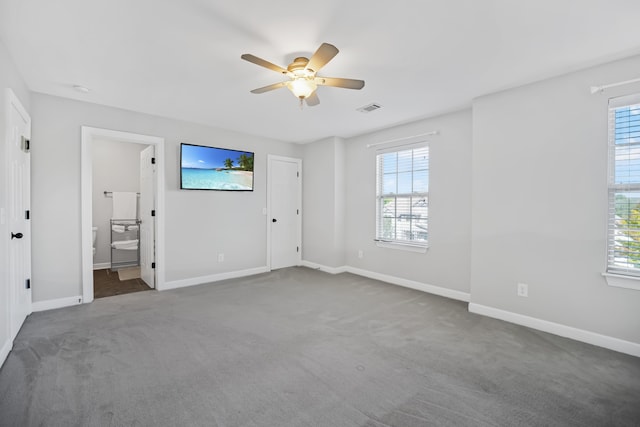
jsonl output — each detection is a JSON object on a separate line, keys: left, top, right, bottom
{"left": 139, "top": 145, "right": 155, "bottom": 288}
{"left": 268, "top": 156, "right": 301, "bottom": 269}
{"left": 6, "top": 89, "right": 32, "bottom": 341}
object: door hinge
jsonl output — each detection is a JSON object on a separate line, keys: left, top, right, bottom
{"left": 296, "top": 171, "right": 299, "bottom": 178}
{"left": 296, "top": 246, "right": 299, "bottom": 253}
{"left": 151, "top": 157, "right": 156, "bottom": 164}
{"left": 25, "top": 210, "right": 30, "bottom": 220}
{"left": 151, "top": 262, "right": 156, "bottom": 269}
{"left": 151, "top": 210, "right": 156, "bottom": 217}
{"left": 25, "top": 279, "right": 31, "bottom": 289}
{"left": 296, "top": 209, "right": 299, "bottom": 215}
{"left": 21, "top": 136, "right": 30, "bottom": 152}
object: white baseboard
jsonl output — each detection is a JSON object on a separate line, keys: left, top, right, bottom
{"left": 93, "top": 262, "right": 110, "bottom": 270}
{"left": 345, "top": 266, "right": 471, "bottom": 302}
{"left": 162, "top": 266, "right": 269, "bottom": 291}
{"left": 300, "top": 261, "right": 470, "bottom": 303}
{"left": 0, "top": 338, "right": 11, "bottom": 369}
{"left": 300, "top": 260, "right": 347, "bottom": 275}
{"left": 32, "top": 296, "right": 83, "bottom": 312}
{"left": 469, "top": 303, "right": 640, "bottom": 358}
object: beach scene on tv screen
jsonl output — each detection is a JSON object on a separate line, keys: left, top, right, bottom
{"left": 181, "top": 144, "right": 254, "bottom": 190}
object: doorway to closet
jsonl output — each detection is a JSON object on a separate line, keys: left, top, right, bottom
{"left": 81, "top": 127, "right": 165, "bottom": 303}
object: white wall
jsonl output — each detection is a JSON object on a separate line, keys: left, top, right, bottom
{"left": 0, "top": 39, "right": 31, "bottom": 365}
{"left": 470, "top": 54, "right": 640, "bottom": 344}
{"left": 30, "top": 93, "right": 301, "bottom": 302}
{"left": 91, "top": 138, "right": 146, "bottom": 265}
{"left": 302, "top": 136, "right": 346, "bottom": 268}
{"left": 343, "top": 109, "right": 473, "bottom": 293}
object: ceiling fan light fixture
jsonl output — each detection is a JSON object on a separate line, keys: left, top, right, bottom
{"left": 287, "top": 78, "right": 317, "bottom": 99}
{"left": 242, "top": 43, "right": 364, "bottom": 107}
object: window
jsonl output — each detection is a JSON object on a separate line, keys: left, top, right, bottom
{"left": 607, "top": 94, "right": 640, "bottom": 277}
{"left": 376, "top": 144, "right": 429, "bottom": 248}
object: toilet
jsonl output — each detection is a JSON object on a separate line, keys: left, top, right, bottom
{"left": 92, "top": 227, "right": 98, "bottom": 256}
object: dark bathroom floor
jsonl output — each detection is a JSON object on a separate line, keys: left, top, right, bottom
{"left": 93, "top": 268, "right": 152, "bottom": 298}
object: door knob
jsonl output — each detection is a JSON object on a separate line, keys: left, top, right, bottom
{"left": 11, "top": 232, "right": 23, "bottom": 239}
{"left": 272, "top": 218, "right": 277, "bottom": 223}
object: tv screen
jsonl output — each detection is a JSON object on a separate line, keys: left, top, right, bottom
{"left": 180, "top": 143, "right": 254, "bottom": 191}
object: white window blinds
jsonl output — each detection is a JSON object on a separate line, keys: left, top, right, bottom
{"left": 375, "top": 144, "right": 429, "bottom": 246}
{"left": 607, "top": 95, "right": 640, "bottom": 276}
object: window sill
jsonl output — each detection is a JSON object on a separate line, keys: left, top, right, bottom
{"left": 602, "top": 273, "right": 640, "bottom": 291}
{"left": 375, "top": 241, "right": 428, "bottom": 253}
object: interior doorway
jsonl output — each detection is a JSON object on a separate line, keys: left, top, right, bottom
{"left": 90, "top": 139, "right": 154, "bottom": 298}
{"left": 81, "top": 127, "right": 165, "bottom": 303}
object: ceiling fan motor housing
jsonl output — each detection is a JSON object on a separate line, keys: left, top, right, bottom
{"left": 288, "top": 57, "right": 312, "bottom": 75}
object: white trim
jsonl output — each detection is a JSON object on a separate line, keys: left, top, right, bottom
{"left": 341, "top": 265, "right": 470, "bottom": 302}
{"left": 0, "top": 338, "right": 11, "bottom": 369}
{"left": 301, "top": 260, "right": 347, "bottom": 274}
{"left": 93, "top": 262, "right": 111, "bottom": 270}
{"left": 162, "top": 266, "right": 269, "bottom": 291}
{"left": 375, "top": 241, "right": 428, "bottom": 253}
{"left": 608, "top": 92, "right": 640, "bottom": 108}
{"left": 602, "top": 273, "right": 640, "bottom": 291}
{"left": 267, "top": 155, "right": 302, "bottom": 271}
{"left": 81, "top": 127, "right": 165, "bottom": 303}
{"left": 32, "top": 296, "right": 83, "bottom": 312}
{"left": 468, "top": 303, "right": 640, "bottom": 358}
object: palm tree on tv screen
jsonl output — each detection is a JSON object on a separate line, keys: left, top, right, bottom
{"left": 237, "top": 154, "right": 247, "bottom": 169}
{"left": 238, "top": 154, "right": 253, "bottom": 171}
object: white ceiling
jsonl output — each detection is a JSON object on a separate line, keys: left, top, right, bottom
{"left": 1, "top": 0, "right": 640, "bottom": 143}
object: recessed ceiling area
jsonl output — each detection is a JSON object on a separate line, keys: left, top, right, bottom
{"left": 1, "top": 0, "right": 639, "bottom": 143}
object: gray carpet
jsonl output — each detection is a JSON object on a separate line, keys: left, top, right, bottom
{"left": 1, "top": 267, "right": 639, "bottom": 427}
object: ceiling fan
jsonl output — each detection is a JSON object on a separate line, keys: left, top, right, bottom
{"left": 241, "top": 42, "right": 365, "bottom": 107}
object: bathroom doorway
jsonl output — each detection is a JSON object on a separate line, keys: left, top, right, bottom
{"left": 91, "top": 139, "right": 150, "bottom": 298}
{"left": 81, "top": 127, "right": 165, "bottom": 303}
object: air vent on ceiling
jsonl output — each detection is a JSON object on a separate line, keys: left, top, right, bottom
{"left": 357, "top": 103, "right": 382, "bottom": 113}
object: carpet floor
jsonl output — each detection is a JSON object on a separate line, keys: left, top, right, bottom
{"left": 93, "top": 268, "right": 151, "bottom": 299}
{"left": 1, "top": 267, "right": 639, "bottom": 426}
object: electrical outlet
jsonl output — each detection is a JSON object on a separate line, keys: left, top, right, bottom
{"left": 517, "top": 283, "right": 528, "bottom": 297}
{"left": 358, "top": 250, "right": 364, "bottom": 259}
{"left": 218, "top": 253, "right": 224, "bottom": 262}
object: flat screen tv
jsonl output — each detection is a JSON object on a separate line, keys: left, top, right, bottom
{"left": 180, "top": 143, "right": 254, "bottom": 191}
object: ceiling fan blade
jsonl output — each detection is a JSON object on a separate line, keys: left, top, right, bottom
{"left": 305, "top": 43, "right": 339, "bottom": 73}
{"left": 305, "top": 92, "right": 320, "bottom": 106}
{"left": 250, "top": 81, "right": 287, "bottom": 94}
{"left": 315, "top": 77, "right": 365, "bottom": 90}
{"left": 241, "top": 54, "right": 288, "bottom": 74}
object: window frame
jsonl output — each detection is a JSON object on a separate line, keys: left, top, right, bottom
{"left": 375, "top": 142, "right": 429, "bottom": 251}
{"left": 605, "top": 93, "right": 640, "bottom": 290}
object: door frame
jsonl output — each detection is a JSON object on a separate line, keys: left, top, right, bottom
{"left": 266, "top": 155, "right": 302, "bottom": 270}
{"left": 81, "top": 127, "right": 165, "bottom": 303}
